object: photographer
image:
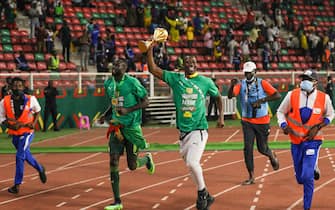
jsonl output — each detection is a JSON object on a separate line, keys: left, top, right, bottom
{"left": 228, "top": 61, "right": 281, "bottom": 185}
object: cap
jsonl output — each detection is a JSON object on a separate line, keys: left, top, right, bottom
{"left": 242, "top": 61, "right": 257, "bottom": 73}
{"left": 299, "top": 69, "right": 318, "bottom": 81}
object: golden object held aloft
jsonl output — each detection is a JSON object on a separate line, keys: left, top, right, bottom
{"left": 138, "top": 28, "right": 168, "bottom": 53}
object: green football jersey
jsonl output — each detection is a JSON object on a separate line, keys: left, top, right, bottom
{"left": 163, "top": 70, "right": 220, "bottom": 132}
{"left": 104, "top": 74, "right": 147, "bottom": 127}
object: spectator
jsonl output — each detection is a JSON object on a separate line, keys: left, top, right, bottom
{"left": 15, "top": 52, "right": 30, "bottom": 72}
{"left": 240, "top": 35, "right": 251, "bottom": 62}
{"left": 79, "top": 28, "right": 90, "bottom": 72}
{"left": 186, "top": 21, "right": 194, "bottom": 48}
{"left": 193, "top": 12, "right": 202, "bottom": 36}
{"left": 28, "top": 2, "right": 39, "bottom": 38}
{"left": 325, "top": 75, "right": 334, "bottom": 108}
{"left": 45, "top": 26, "right": 54, "bottom": 53}
{"left": 4, "top": 2, "right": 16, "bottom": 30}
{"left": 207, "top": 78, "right": 218, "bottom": 120}
{"left": 227, "top": 35, "right": 239, "bottom": 64}
{"left": 232, "top": 46, "right": 241, "bottom": 71}
{"left": 59, "top": 21, "right": 72, "bottom": 62}
{"left": 96, "top": 36, "right": 105, "bottom": 70}
{"left": 262, "top": 44, "right": 271, "bottom": 71}
{"left": 54, "top": 1, "right": 64, "bottom": 17}
{"left": 124, "top": 42, "right": 136, "bottom": 71}
{"left": 90, "top": 24, "right": 100, "bottom": 64}
{"left": 48, "top": 50, "right": 60, "bottom": 72}
{"left": 165, "top": 15, "right": 182, "bottom": 42}
{"left": 272, "top": 37, "right": 281, "bottom": 62}
{"left": 43, "top": 80, "right": 60, "bottom": 132}
{"left": 143, "top": 4, "right": 152, "bottom": 29}
{"left": 86, "top": 18, "right": 95, "bottom": 34}
{"left": 36, "top": 25, "right": 46, "bottom": 52}
{"left": 1, "top": 77, "right": 12, "bottom": 99}
{"left": 105, "top": 34, "right": 116, "bottom": 63}
{"left": 203, "top": 27, "right": 213, "bottom": 56}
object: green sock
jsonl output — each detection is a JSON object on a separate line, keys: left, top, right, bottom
{"left": 136, "top": 156, "right": 149, "bottom": 168}
{"left": 110, "top": 170, "right": 120, "bottom": 200}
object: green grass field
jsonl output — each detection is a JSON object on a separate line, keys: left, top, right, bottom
{"left": 0, "top": 119, "right": 334, "bottom": 154}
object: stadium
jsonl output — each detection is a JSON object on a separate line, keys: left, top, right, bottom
{"left": 1, "top": 0, "right": 335, "bottom": 209}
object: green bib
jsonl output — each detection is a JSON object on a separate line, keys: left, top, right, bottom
{"left": 163, "top": 71, "right": 219, "bottom": 132}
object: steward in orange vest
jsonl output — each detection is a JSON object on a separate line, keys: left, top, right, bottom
{"left": 0, "top": 77, "right": 47, "bottom": 194}
{"left": 277, "top": 70, "right": 334, "bottom": 210}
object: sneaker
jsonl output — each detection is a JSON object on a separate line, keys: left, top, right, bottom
{"left": 146, "top": 153, "right": 155, "bottom": 175}
{"left": 242, "top": 178, "right": 255, "bottom": 185}
{"left": 8, "top": 185, "right": 19, "bottom": 194}
{"left": 104, "top": 202, "right": 123, "bottom": 210}
{"left": 270, "top": 152, "right": 279, "bottom": 171}
{"left": 39, "top": 165, "right": 47, "bottom": 183}
{"left": 196, "top": 190, "right": 215, "bottom": 210}
{"left": 314, "top": 167, "right": 320, "bottom": 180}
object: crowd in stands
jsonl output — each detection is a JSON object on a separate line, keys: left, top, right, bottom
{"left": 0, "top": 0, "right": 335, "bottom": 78}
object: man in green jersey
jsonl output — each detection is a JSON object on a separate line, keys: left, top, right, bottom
{"left": 99, "top": 58, "right": 155, "bottom": 210}
{"left": 147, "top": 43, "right": 224, "bottom": 210}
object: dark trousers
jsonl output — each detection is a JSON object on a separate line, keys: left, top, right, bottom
{"left": 62, "top": 43, "right": 70, "bottom": 62}
{"left": 43, "top": 105, "right": 58, "bottom": 130}
{"left": 241, "top": 120, "right": 273, "bottom": 172}
{"left": 207, "top": 97, "right": 218, "bottom": 119}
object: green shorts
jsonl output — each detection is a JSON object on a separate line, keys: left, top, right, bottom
{"left": 108, "top": 125, "right": 147, "bottom": 155}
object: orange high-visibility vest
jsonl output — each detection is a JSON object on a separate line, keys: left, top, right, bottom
{"left": 3, "top": 95, "right": 34, "bottom": 135}
{"left": 287, "top": 89, "right": 325, "bottom": 144}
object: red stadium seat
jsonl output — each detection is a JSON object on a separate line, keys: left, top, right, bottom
{"left": 36, "top": 62, "right": 47, "bottom": 71}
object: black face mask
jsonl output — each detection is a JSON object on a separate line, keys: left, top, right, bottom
{"left": 12, "top": 89, "right": 24, "bottom": 97}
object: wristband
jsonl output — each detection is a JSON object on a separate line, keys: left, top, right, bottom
{"left": 280, "top": 122, "right": 288, "bottom": 129}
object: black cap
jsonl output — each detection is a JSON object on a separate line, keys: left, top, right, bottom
{"left": 299, "top": 69, "right": 318, "bottom": 81}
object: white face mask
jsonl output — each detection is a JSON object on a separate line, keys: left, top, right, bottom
{"left": 300, "top": 80, "right": 314, "bottom": 92}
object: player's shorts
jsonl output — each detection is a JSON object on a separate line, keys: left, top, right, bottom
{"left": 109, "top": 125, "right": 147, "bottom": 155}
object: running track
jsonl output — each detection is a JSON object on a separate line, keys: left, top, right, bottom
{"left": 0, "top": 127, "right": 335, "bottom": 210}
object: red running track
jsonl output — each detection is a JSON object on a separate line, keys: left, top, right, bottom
{"left": 0, "top": 127, "right": 335, "bottom": 210}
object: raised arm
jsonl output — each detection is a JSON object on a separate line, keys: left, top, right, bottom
{"left": 147, "top": 43, "right": 163, "bottom": 80}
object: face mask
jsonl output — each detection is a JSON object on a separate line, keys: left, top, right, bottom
{"left": 12, "top": 89, "right": 24, "bottom": 97}
{"left": 300, "top": 80, "right": 314, "bottom": 92}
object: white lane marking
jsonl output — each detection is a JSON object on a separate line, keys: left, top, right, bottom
{"left": 177, "top": 183, "right": 183, "bottom": 187}
{"left": 273, "top": 129, "right": 280, "bottom": 142}
{"left": 161, "top": 196, "right": 168, "bottom": 201}
{"left": 152, "top": 203, "right": 160, "bottom": 209}
{"left": 253, "top": 197, "right": 259, "bottom": 203}
{"left": 250, "top": 206, "right": 256, "bottom": 210}
{"left": 72, "top": 194, "right": 80, "bottom": 199}
{"left": 223, "top": 129, "right": 240, "bottom": 142}
{"left": 97, "top": 182, "right": 105, "bottom": 186}
{"left": 85, "top": 188, "right": 93, "bottom": 193}
{"left": 170, "top": 189, "right": 176, "bottom": 194}
{"left": 56, "top": 202, "right": 67, "bottom": 207}
{"left": 30, "top": 176, "right": 38, "bottom": 180}
{"left": 56, "top": 153, "right": 102, "bottom": 170}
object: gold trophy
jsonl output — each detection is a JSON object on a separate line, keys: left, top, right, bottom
{"left": 138, "top": 28, "right": 168, "bottom": 53}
